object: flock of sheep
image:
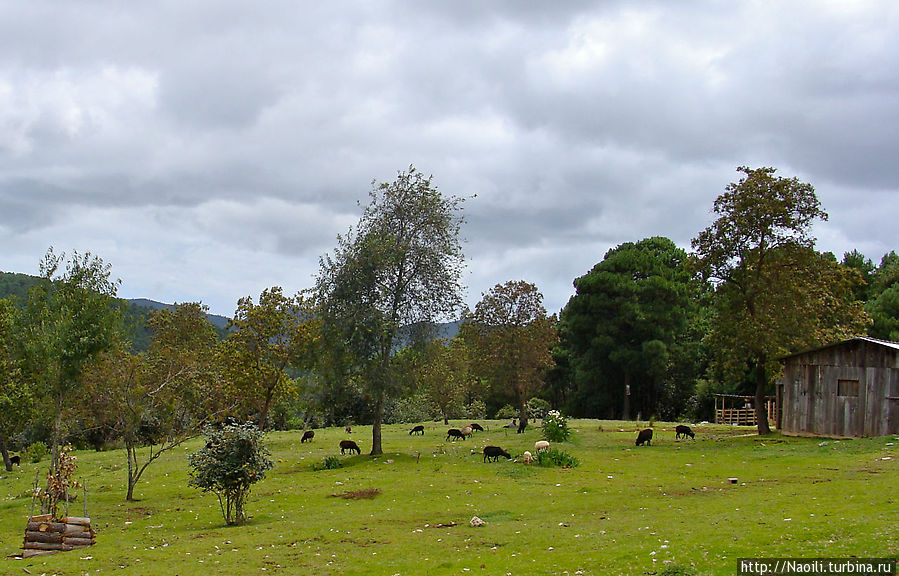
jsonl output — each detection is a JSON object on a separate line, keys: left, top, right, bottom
{"left": 300, "top": 421, "right": 698, "bottom": 463}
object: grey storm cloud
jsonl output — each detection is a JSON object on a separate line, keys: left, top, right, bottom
{"left": 1, "top": 1, "right": 897, "bottom": 316}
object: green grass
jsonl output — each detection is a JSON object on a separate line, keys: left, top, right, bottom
{"left": 1, "top": 420, "right": 896, "bottom": 575}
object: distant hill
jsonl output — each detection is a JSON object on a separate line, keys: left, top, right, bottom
{"left": 1, "top": 271, "right": 459, "bottom": 347}
{"left": 127, "top": 298, "right": 231, "bottom": 330}
{"left": 0, "top": 271, "right": 230, "bottom": 350}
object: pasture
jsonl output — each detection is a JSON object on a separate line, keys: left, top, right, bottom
{"left": 1, "top": 420, "right": 896, "bottom": 575}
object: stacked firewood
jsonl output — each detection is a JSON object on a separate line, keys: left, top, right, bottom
{"left": 22, "top": 514, "right": 95, "bottom": 558}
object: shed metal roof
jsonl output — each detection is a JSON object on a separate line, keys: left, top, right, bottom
{"left": 778, "top": 336, "right": 899, "bottom": 361}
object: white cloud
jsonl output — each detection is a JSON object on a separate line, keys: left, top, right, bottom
{"left": 0, "top": 1, "right": 897, "bottom": 317}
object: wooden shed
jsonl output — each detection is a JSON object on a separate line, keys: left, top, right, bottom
{"left": 777, "top": 337, "right": 899, "bottom": 438}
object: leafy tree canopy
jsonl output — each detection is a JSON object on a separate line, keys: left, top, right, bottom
{"left": 316, "top": 166, "right": 466, "bottom": 454}
{"left": 691, "top": 167, "right": 868, "bottom": 433}
{"left": 560, "top": 237, "right": 699, "bottom": 419}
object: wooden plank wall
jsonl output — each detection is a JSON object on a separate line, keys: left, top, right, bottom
{"left": 779, "top": 340, "right": 899, "bottom": 438}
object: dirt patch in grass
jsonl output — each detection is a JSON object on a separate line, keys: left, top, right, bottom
{"left": 328, "top": 488, "right": 381, "bottom": 499}
{"left": 126, "top": 506, "right": 157, "bottom": 518}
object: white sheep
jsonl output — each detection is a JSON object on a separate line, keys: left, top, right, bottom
{"left": 520, "top": 451, "right": 535, "bottom": 464}
{"left": 534, "top": 440, "right": 550, "bottom": 453}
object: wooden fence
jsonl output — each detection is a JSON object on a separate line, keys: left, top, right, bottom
{"left": 714, "top": 395, "right": 777, "bottom": 427}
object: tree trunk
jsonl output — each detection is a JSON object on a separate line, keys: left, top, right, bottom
{"left": 623, "top": 372, "right": 631, "bottom": 420}
{"left": 755, "top": 353, "right": 772, "bottom": 435}
{"left": 370, "top": 392, "right": 384, "bottom": 455}
{"left": 0, "top": 436, "right": 11, "bottom": 472}
{"left": 126, "top": 445, "right": 136, "bottom": 501}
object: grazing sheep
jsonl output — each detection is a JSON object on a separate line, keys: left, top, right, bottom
{"left": 675, "top": 425, "right": 695, "bottom": 440}
{"left": 409, "top": 425, "right": 425, "bottom": 435}
{"left": 9, "top": 455, "right": 20, "bottom": 466}
{"left": 483, "top": 445, "right": 511, "bottom": 462}
{"left": 636, "top": 428, "right": 653, "bottom": 446}
{"left": 339, "top": 440, "right": 361, "bottom": 455}
{"left": 469, "top": 423, "right": 485, "bottom": 432}
{"left": 519, "top": 451, "right": 535, "bottom": 464}
{"left": 446, "top": 428, "right": 466, "bottom": 441}
{"left": 301, "top": 430, "right": 315, "bottom": 443}
{"left": 460, "top": 425, "right": 474, "bottom": 438}
{"left": 534, "top": 440, "right": 550, "bottom": 453}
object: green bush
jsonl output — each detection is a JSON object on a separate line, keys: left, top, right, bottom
{"left": 541, "top": 410, "right": 571, "bottom": 442}
{"left": 494, "top": 404, "right": 517, "bottom": 420}
{"left": 385, "top": 393, "right": 435, "bottom": 424}
{"left": 188, "top": 421, "right": 274, "bottom": 525}
{"left": 461, "top": 399, "right": 487, "bottom": 420}
{"left": 313, "top": 456, "right": 343, "bottom": 471}
{"left": 25, "top": 441, "right": 48, "bottom": 463}
{"left": 536, "top": 448, "right": 579, "bottom": 468}
{"left": 527, "top": 397, "right": 551, "bottom": 418}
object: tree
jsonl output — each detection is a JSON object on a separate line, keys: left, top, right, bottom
{"left": 462, "top": 280, "right": 558, "bottom": 430}
{"left": 841, "top": 250, "right": 875, "bottom": 302}
{"left": 421, "top": 338, "right": 470, "bottom": 425}
{"left": 864, "top": 252, "right": 899, "bottom": 341}
{"left": 82, "top": 302, "right": 228, "bottom": 500}
{"left": 559, "top": 237, "right": 700, "bottom": 420}
{"left": 691, "top": 167, "right": 868, "bottom": 434}
{"left": 0, "top": 298, "right": 33, "bottom": 471}
{"left": 221, "top": 287, "right": 318, "bottom": 430}
{"left": 20, "top": 248, "right": 123, "bottom": 467}
{"left": 316, "top": 166, "right": 465, "bottom": 455}
{"left": 188, "top": 421, "right": 273, "bottom": 525}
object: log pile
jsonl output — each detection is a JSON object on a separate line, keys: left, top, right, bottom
{"left": 22, "top": 514, "right": 95, "bottom": 558}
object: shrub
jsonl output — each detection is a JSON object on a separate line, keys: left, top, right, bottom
{"left": 385, "top": 393, "right": 435, "bottom": 424}
{"left": 536, "top": 448, "right": 579, "bottom": 468}
{"left": 313, "top": 456, "right": 343, "bottom": 471}
{"left": 494, "top": 404, "right": 517, "bottom": 420}
{"left": 188, "top": 421, "right": 273, "bottom": 525}
{"left": 461, "top": 399, "right": 487, "bottom": 420}
{"left": 33, "top": 444, "right": 81, "bottom": 519}
{"left": 25, "top": 441, "right": 48, "bottom": 463}
{"left": 527, "top": 397, "right": 551, "bottom": 419}
{"left": 541, "top": 410, "right": 571, "bottom": 442}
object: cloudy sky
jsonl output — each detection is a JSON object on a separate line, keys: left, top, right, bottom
{"left": 1, "top": 1, "right": 897, "bottom": 318}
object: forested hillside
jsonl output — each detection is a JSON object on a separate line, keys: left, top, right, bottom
{"left": 0, "top": 271, "right": 229, "bottom": 351}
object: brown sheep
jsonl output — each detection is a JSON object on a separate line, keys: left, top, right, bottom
{"left": 339, "top": 440, "right": 361, "bottom": 455}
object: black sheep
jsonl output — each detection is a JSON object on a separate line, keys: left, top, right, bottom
{"left": 469, "top": 423, "right": 485, "bottom": 432}
{"left": 339, "top": 440, "right": 361, "bottom": 455}
{"left": 675, "top": 425, "right": 695, "bottom": 440}
{"left": 301, "top": 430, "right": 315, "bottom": 443}
{"left": 483, "top": 445, "right": 511, "bottom": 462}
{"left": 517, "top": 421, "right": 527, "bottom": 434}
{"left": 9, "top": 455, "right": 20, "bottom": 466}
{"left": 446, "top": 428, "right": 466, "bottom": 441}
{"left": 409, "top": 425, "right": 425, "bottom": 435}
{"left": 635, "top": 428, "right": 653, "bottom": 446}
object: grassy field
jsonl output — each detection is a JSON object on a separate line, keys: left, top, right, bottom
{"left": 1, "top": 420, "right": 896, "bottom": 575}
